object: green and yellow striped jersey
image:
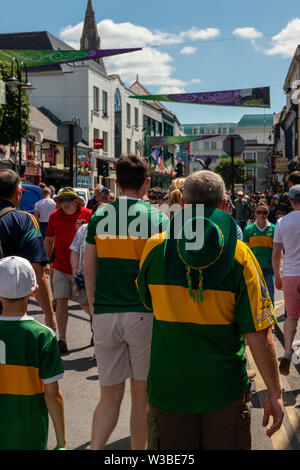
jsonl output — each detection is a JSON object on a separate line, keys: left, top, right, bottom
{"left": 86, "top": 198, "right": 169, "bottom": 314}
{"left": 0, "top": 317, "right": 64, "bottom": 450}
{"left": 243, "top": 222, "right": 275, "bottom": 270}
{"left": 136, "top": 236, "right": 276, "bottom": 414}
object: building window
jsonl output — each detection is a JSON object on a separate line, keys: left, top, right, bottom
{"left": 94, "top": 128, "right": 100, "bottom": 141}
{"left": 204, "top": 128, "right": 217, "bottom": 135}
{"left": 204, "top": 141, "right": 217, "bottom": 150}
{"left": 103, "top": 131, "right": 108, "bottom": 153}
{"left": 93, "top": 86, "right": 99, "bottom": 111}
{"left": 127, "top": 103, "right": 131, "bottom": 126}
{"left": 135, "top": 141, "right": 139, "bottom": 154}
{"left": 114, "top": 88, "right": 122, "bottom": 159}
{"left": 192, "top": 127, "right": 200, "bottom": 135}
{"left": 127, "top": 139, "right": 131, "bottom": 155}
{"left": 102, "top": 91, "right": 108, "bottom": 116}
{"left": 221, "top": 127, "right": 228, "bottom": 134}
{"left": 134, "top": 107, "right": 139, "bottom": 129}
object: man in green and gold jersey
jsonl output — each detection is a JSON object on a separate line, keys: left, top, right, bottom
{"left": 136, "top": 170, "right": 284, "bottom": 450}
{"left": 85, "top": 155, "right": 169, "bottom": 450}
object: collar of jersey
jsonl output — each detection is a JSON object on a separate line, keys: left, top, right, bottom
{"left": 0, "top": 316, "right": 34, "bottom": 321}
{"left": 254, "top": 220, "right": 271, "bottom": 232}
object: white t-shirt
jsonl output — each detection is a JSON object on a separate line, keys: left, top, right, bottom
{"left": 273, "top": 211, "right": 300, "bottom": 276}
{"left": 69, "top": 223, "right": 88, "bottom": 274}
{"left": 34, "top": 198, "right": 57, "bottom": 223}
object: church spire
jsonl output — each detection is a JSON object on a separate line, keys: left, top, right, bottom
{"left": 80, "top": 0, "right": 106, "bottom": 73}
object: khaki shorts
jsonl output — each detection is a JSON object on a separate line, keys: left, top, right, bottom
{"left": 52, "top": 269, "right": 88, "bottom": 305}
{"left": 92, "top": 312, "right": 153, "bottom": 386}
{"left": 147, "top": 386, "right": 252, "bottom": 450}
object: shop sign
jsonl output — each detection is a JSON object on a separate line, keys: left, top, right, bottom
{"left": 94, "top": 139, "right": 103, "bottom": 149}
{"left": 42, "top": 148, "right": 55, "bottom": 164}
{"left": 25, "top": 164, "right": 41, "bottom": 176}
{"left": 275, "top": 157, "right": 289, "bottom": 172}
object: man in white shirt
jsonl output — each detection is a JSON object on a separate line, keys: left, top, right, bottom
{"left": 273, "top": 184, "right": 300, "bottom": 375}
{"left": 34, "top": 187, "right": 57, "bottom": 238}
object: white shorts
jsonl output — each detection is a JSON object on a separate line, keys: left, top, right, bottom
{"left": 92, "top": 312, "right": 153, "bottom": 386}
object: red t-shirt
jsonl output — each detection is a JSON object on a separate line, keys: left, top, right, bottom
{"left": 46, "top": 207, "right": 92, "bottom": 274}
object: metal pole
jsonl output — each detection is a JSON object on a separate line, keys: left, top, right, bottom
{"left": 69, "top": 124, "right": 74, "bottom": 187}
{"left": 18, "top": 82, "right": 22, "bottom": 174}
{"left": 231, "top": 137, "right": 236, "bottom": 219}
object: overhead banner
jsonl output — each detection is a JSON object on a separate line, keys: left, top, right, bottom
{"left": 149, "top": 134, "right": 219, "bottom": 147}
{"left": 131, "top": 87, "right": 270, "bottom": 108}
{"left": 0, "top": 48, "right": 142, "bottom": 67}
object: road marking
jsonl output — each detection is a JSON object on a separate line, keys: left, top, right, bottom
{"left": 246, "top": 345, "right": 292, "bottom": 450}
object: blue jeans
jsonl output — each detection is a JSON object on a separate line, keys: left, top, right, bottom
{"left": 262, "top": 268, "right": 275, "bottom": 306}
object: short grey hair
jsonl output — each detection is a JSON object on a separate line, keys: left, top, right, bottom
{"left": 183, "top": 171, "right": 226, "bottom": 207}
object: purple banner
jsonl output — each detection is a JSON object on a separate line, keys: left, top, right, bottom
{"left": 131, "top": 87, "right": 270, "bottom": 108}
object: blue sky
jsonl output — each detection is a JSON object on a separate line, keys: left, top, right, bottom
{"left": 2, "top": 0, "right": 300, "bottom": 124}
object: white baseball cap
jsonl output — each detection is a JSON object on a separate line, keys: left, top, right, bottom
{"left": 0, "top": 256, "right": 37, "bottom": 299}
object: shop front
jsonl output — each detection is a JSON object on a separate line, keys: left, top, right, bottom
{"left": 43, "top": 167, "right": 70, "bottom": 190}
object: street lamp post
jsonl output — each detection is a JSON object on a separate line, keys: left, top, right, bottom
{"left": 5, "top": 58, "right": 34, "bottom": 174}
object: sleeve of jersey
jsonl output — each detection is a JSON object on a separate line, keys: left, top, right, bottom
{"left": 39, "top": 332, "right": 64, "bottom": 384}
{"left": 21, "top": 213, "right": 48, "bottom": 264}
{"left": 235, "top": 245, "right": 276, "bottom": 334}
{"left": 242, "top": 226, "right": 249, "bottom": 243}
{"left": 86, "top": 213, "right": 97, "bottom": 245}
{"left": 136, "top": 240, "right": 154, "bottom": 312}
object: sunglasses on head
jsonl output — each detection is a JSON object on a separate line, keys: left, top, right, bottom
{"left": 256, "top": 210, "right": 268, "bottom": 215}
{"left": 60, "top": 197, "right": 76, "bottom": 203}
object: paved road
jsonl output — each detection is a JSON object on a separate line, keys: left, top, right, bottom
{"left": 28, "top": 287, "right": 300, "bottom": 451}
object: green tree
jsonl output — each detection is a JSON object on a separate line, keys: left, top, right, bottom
{"left": 214, "top": 157, "right": 246, "bottom": 188}
{"left": 0, "top": 62, "right": 30, "bottom": 145}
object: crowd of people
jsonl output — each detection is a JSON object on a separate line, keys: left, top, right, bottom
{"left": 1, "top": 161, "right": 300, "bottom": 451}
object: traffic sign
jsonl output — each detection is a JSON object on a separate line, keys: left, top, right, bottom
{"left": 58, "top": 122, "right": 82, "bottom": 146}
{"left": 223, "top": 135, "right": 245, "bottom": 157}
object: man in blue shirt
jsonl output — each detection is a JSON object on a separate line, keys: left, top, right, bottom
{"left": 0, "top": 169, "right": 56, "bottom": 331}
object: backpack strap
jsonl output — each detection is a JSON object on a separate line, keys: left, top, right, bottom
{"left": 0, "top": 207, "right": 16, "bottom": 218}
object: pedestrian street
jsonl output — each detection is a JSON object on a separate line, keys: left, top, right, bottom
{"left": 27, "top": 288, "right": 300, "bottom": 451}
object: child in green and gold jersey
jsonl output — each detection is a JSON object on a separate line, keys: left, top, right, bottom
{"left": 0, "top": 256, "right": 66, "bottom": 450}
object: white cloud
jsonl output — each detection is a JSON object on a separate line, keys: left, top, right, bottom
{"left": 180, "top": 46, "right": 198, "bottom": 55}
{"left": 233, "top": 27, "right": 263, "bottom": 40}
{"left": 158, "top": 86, "right": 187, "bottom": 94}
{"left": 265, "top": 18, "right": 300, "bottom": 58}
{"left": 190, "top": 78, "right": 202, "bottom": 84}
{"left": 60, "top": 20, "right": 220, "bottom": 49}
{"left": 59, "top": 19, "right": 217, "bottom": 90}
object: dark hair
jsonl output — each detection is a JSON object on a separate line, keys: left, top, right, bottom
{"left": 288, "top": 171, "right": 300, "bottom": 186}
{"left": 42, "top": 187, "right": 51, "bottom": 196}
{"left": 0, "top": 169, "right": 21, "bottom": 199}
{"left": 116, "top": 155, "right": 149, "bottom": 190}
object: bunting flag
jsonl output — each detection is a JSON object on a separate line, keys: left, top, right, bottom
{"left": 158, "top": 157, "right": 165, "bottom": 173}
{"left": 131, "top": 87, "right": 270, "bottom": 108}
{"left": 164, "top": 157, "right": 173, "bottom": 173}
{"left": 151, "top": 148, "right": 160, "bottom": 166}
{"left": 0, "top": 48, "right": 142, "bottom": 67}
{"left": 149, "top": 135, "right": 219, "bottom": 148}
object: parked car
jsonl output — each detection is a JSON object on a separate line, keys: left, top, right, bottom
{"left": 19, "top": 184, "right": 43, "bottom": 214}
{"left": 74, "top": 188, "right": 90, "bottom": 207}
